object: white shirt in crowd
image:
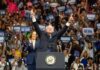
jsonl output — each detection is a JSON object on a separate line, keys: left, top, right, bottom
{"left": 65, "top": 54, "right": 71, "bottom": 63}
{"left": 71, "top": 61, "right": 84, "bottom": 70}
{"left": 9, "top": 59, "right": 27, "bottom": 70}
{"left": 0, "top": 61, "right": 6, "bottom": 70}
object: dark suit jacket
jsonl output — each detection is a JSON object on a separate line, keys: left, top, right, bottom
{"left": 33, "top": 22, "right": 68, "bottom": 52}
{"left": 24, "top": 40, "right": 40, "bottom": 64}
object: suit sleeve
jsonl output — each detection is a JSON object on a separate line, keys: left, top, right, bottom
{"left": 32, "top": 22, "right": 42, "bottom": 37}
{"left": 55, "top": 25, "right": 68, "bottom": 39}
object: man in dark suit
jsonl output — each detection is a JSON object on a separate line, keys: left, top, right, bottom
{"left": 31, "top": 11, "right": 73, "bottom": 52}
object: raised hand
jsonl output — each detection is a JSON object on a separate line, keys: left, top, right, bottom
{"left": 66, "top": 14, "right": 75, "bottom": 27}
{"left": 30, "top": 9, "right": 36, "bottom": 22}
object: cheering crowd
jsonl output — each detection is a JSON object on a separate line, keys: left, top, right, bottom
{"left": 0, "top": 0, "right": 100, "bottom": 70}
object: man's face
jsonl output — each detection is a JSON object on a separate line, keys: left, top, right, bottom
{"left": 45, "top": 24, "right": 54, "bottom": 34}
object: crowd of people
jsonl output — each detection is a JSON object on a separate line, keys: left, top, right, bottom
{"left": 0, "top": 0, "right": 100, "bottom": 70}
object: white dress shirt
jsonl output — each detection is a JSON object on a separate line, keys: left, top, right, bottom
{"left": 29, "top": 40, "right": 36, "bottom": 49}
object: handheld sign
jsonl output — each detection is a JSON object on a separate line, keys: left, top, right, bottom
{"left": 65, "top": 8, "right": 73, "bottom": 14}
{"left": 61, "top": 0, "right": 68, "bottom": 3}
{"left": 39, "top": 25, "right": 46, "bottom": 31}
{"left": 60, "top": 36, "right": 71, "bottom": 43}
{"left": 0, "top": 32, "right": 5, "bottom": 43}
{"left": 68, "top": 0, "right": 76, "bottom": 4}
{"left": 87, "top": 14, "right": 96, "bottom": 21}
{"left": 97, "top": 23, "right": 100, "bottom": 29}
{"left": 50, "top": 3, "right": 58, "bottom": 7}
{"left": 25, "top": 10, "right": 31, "bottom": 18}
{"left": 0, "top": 37, "right": 4, "bottom": 43}
{"left": 46, "top": 14, "right": 55, "bottom": 22}
{"left": 57, "top": 6, "right": 65, "bottom": 12}
{"left": 83, "top": 28, "right": 94, "bottom": 35}
{"left": 21, "top": 26, "right": 31, "bottom": 32}
{"left": 0, "top": 10, "right": 5, "bottom": 15}
{"left": 13, "top": 26, "right": 21, "bottom": 32}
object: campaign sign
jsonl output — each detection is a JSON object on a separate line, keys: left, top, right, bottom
{"left": 21, "top": 26, "right": 31, "bottom": 32}
{"left": 87, "top": 14, "right": 96, "bottom": 21}
{"left": 25, "top": 10, "right": 31, "bottom": 18}
{"left": 65, "top": 8, "right": 73, "bottom": 14}
{"left": 61, "top": 0, "right": 68, "bottom": 3}
{"left": 0, "top": 37, "right": 4, "bottom": 43}
{"left": 46, "top": 14, "right": 55, "bottom": 22}
{"left": 0, "top": 32, "right": 5, "bottom": 43}
{"left": 0, "top": 32, "right": 4, "bottom": 36}
{"left": 83, "top": 28, "right": 94, "bottom": 35}
{"left": 68, "top": 0, "right": 76, "bottom": 4}
{"left": 39, "top": 25, "right": 46, "bottom": 31}
{"left": 50, "top": 3, "right": 58, "bottom": 7}
{"left": 60, "top": 36, "right": 71, "bottom": 43}
{"left": 0, "top": 10, "right": 5, "bottom": 15}
{"left": 97, "top": 23, "right": 100, "bottom": 29}
{"left": 13, "top": 26, "right": 21, "bottom": 32}
{"left": 57, "top": 6, "right": 65, "bottom": 12}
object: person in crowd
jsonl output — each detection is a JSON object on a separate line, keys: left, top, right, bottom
{"left": 9, "top": 48, "right": 22, "bottom": 70}
{"left": 82, "top": 40, "right": 94, "bottom": 58}
{"left": 86, "top": 57, "right": 97, "bottom": 70}
{"left": 0, "top": 55, "right": 6, "bottom": 70}
{"left": 71, "top": 57, "right": 84, "bottom": 70}
{"left": 80, "top": 51, "right": 88, "bottom": 68}
{"left": 64, "top": 43, "right": 72, "bottom": 70}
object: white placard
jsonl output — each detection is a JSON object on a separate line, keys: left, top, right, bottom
{"left": 58, "top": 6, "right": 65, "bottom": 11}
{"left": 83, "top": 28, "right": 94, "bottom": 35}
{"left": 39, "top": 25, "right": 46, "bottom": 31}
{"left": 87, "top": 14, "right": 96, "bottom": 20}
{"left": 68, "top": 0, "right": 76, "bottom": 4}
{"left": 0, "top": 10, "right": 5, "bottom": 15}
{"left": 0, "top": 37, "right": 4, "bottom": 43}
{"left": 21, "top": 26, "right": 31, "bottom": 32}
{"left": 61, "top": 36, "right": 71, "bottom": 42}
{"left": 0, "top": 32, "right": 4, "bottom": 36}
{"left": 50, "top": 3, "right": 58, "bottom": 7}
{"left": 97, "top": 23, "right": 100, "bottom": 29}
{"left": 61, "top": 0, "right": 68, "bottom": 2}
{"left": 25, "top": 10, "right": 31, "bottom": 17}
{"left": 13, "top": 26, "right": 21, "bottom": 32}
{"left": 65, "top": 8, "right": 73, "bottom": 14}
